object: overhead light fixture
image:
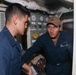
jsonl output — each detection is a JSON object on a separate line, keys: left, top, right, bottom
{"left": 65, "top": 0, "right": 73, "bottom": 3}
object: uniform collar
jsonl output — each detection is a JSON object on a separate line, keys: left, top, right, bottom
{"left": 46, "top": 31, "right": 65, "bottom": 47}
{"left": 2, "top": 26, "right": 16, "bottom": 47}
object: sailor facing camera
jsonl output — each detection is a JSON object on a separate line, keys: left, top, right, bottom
{"left": 22, "top": 16, "right": 73, "bottom": 75}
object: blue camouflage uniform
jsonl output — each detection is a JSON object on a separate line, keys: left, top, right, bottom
{"left": 22, "top": 31, "right": 73, "bottom": 75}
{"left": 0, "top": 26, "right": 22, "bottom": 75}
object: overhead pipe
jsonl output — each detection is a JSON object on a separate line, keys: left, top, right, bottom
{"left": 5, "top": 0, "right": 49, "bottom": 12}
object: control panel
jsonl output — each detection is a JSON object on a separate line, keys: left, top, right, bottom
{"left": 27, "top": 11, "right": 49, "bottom": 48}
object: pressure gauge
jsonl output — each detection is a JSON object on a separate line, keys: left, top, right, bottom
{"left": 40, "top": 16, "right": 44, "bottom": 21}
{"left": 31, "top": 15, "right": 36, "bottom": 21}
{"left": 45, "top": 17, "right": 48, "bottom": 22}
